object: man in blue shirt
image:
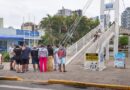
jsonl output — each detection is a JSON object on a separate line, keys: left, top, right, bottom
{"left": 21, "top": 44, "right": 31, "bottom": 72}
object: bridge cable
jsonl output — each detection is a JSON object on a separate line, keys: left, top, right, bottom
{"left": 61, "top": 0, "right": 94, "bottom": 45}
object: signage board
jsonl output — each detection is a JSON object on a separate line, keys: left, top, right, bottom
{"left": 114, "top": 52, "right": 125, "bottom": 68}
{"left": 86, "top": 53, "right": 98, "bottom": 61}
{"left": 105, "top": 3, "right": 114, "bottom": 10}
{"left": 85, "top": 53, "right": 98, "bottom": 71}
{"left": 16, "top": 30, "right": 39, "bottom": 36}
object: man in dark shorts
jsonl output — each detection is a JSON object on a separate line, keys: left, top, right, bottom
{"left": 21, "top": 44, "right": 31, "bottom": 72}
{"left": 31, "top": 46, "right": 39, "bottom": 72}
{"left": 13, "top": 45, "right": 22, "bottom": 73}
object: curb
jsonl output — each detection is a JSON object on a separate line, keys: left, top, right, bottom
{"left": 48, "top": 79, "right": 130, "bottom": 90}
{"left": 0, "top": 76, "right": 23, "bottom": 81}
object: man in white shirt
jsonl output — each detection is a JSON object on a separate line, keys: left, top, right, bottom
{"left": 9, "top": 45, "right": 15, "bottom": 70}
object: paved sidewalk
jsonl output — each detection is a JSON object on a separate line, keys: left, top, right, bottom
{"left": 0, "top": 58, "right": 130, "bottom": 86}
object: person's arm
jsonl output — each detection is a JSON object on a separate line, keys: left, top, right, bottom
{"left": 64, "top": 48, "right": 66, "bottom": 57}
{"left": 38, "top": 49, "right": 40, "bottom": 58}
{"left": 0, "top": 54, "right": 3, "bottom": 64}
{"left": 46, "top": 49, "right": 48, "bottom": 57}
{"left": 1, "top": 56, "right": 3, "bottom": 64}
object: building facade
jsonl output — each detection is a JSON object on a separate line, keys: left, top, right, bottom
{"left": 73, "top": 9, "right": 82, "bottom": 16}
{"left": 57, "top": 7, "right": 83, "bottom": 16}
{"left": 0, "top": 28, "right": 43, "bottom": 52}
{"left": 121, "top": 7, "right": 130, "bottom": 29}
{"left": 21, "top": 22, "right": 38, "bottom": 31}
{"left": 57, "top": 7, "right": 72, "bottom": 16}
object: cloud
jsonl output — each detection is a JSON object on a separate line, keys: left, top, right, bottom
{"left": 0, "top": 0, "right": 129, "bottom": 28}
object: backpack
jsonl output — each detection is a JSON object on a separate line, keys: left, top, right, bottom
{"left": 58, "top": 49, "right": 65, "bottom": 58}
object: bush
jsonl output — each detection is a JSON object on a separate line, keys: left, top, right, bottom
{"left": 119, "top": 36, "right": 128, "bottom": 48}
{"left": 1, "top": 52, "right": 10, "bottom": 62}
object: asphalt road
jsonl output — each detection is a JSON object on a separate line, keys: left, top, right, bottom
{"left": 0, "top": 80, "right": 116, "bottom": 90}
{"left": 0, "top": 80, "right": 87, "bottom": 90}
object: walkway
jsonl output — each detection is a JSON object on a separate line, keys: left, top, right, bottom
{"left": 0, "top": 58, "right": 130, "bottom": 86}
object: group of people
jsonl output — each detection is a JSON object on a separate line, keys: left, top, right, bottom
{"left": 9, "top": 44, "right": 67, "bottom": 73}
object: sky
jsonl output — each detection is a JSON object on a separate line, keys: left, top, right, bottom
{"left": 0, "top": 0, "right": 129, "bottom": 29}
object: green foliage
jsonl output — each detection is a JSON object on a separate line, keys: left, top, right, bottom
{"left": 119, "top": 36, "right": 128, "bottom": 46}
{"left": 39, "top": 14, "right": 99, "bottom": 45}
{"left": 2, "top": 52, "right": 10, "bottom": 62}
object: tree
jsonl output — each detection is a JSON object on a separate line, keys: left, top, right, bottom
{"left": 39, "top": 14, "right": 99, "bottom": 45}
{"left": 119, "top": 36, "right": 128, "bottom": 48}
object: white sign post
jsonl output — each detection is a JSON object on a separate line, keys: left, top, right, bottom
{"left": 84, "top": 52, "right": 106, "bottom": 71}
{"left": 84, "top": 53, "right": 99, "bottom": 71}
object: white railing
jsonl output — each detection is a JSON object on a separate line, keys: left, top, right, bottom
{"left": 66, "top": 25, "right": 100, "bottom": 64}
{"left": 86, "top": 24, "right": 115, "bottom": 53}
{"left": 83, "top": 24, "right": 115, "bottom": 71}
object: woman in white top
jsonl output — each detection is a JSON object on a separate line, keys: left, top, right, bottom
{"left": 53, "top": 45, "right": 59, "bottom": 71}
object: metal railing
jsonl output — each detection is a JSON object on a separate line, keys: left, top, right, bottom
{"left": 66, "top": 25, "right": 100, "bottom": 64}
{"left": 86, "top": 24, "right": 115, "bottom": 53}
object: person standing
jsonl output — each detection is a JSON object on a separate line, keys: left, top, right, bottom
{"left": 9, "top": 44, "right": 15, "bottom": 70}
{"left": 53, "top": 45, "right": 59, "bottom": 71}
{"left": 13, "top": 45, "right": 22, "bottom": 73}
{"left": 38, "top": 45, "right": 48, "bottom": 72}
{"left": 58, "top": 44, "right": 67, "bottom": 72}
{"left": 21, "top": 44, "right": 31, "bottom": 72}
{"left": 31, "top": 46, "right": 39, "bottom": 72}
{"left": 47, "top": 45, "right": 54, "bottom": 72}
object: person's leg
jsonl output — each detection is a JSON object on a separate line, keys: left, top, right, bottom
{"left": 63, "top": 64, "right": 66, "bottom": 72}
{"left": 32, "top": 58, "right": 36, "bottom": 71}
{"left": 16, "top": 64, "right": 19, "bottom": 72}
{"left": 46, "top": 56, "right": 50, "bottom": 71}
{"left": 53, "top": 56, "right": 56, "bottom": 71}
{"left": 25, "top": 59, "right": 29, "bottom": 71}
{"left": 22, "top": 60, "right": 27, "bottom": 72}
{"left": 59, "top": 64, "right": 62, "bottom": 72}
{"left": 35, "top": 59, "right": 39, "bottom": 71}
{"left": 10, "top": 61, "right": 13, "bottom": 70}
{"left": 13, "top": 60, "right": 16, "bottom": 70}
{"left": 16, "top": 61, "right": 21, "bottom": 73}
{"left": 43, "top": 57, "right": 47, "bottom": 72}
{"left": 39, "top": 57, "right": 43, "bottom": 72}
{"left": 58, "top": 58, "right": 62, "bottom": 72}
{"left": 62, "top": 58, "right": 66, "bottom": 72}
{"left": 37, "top": 59, "right": 40, "bottom": 71}
{"left": 0, "top": 58, "right": 1, "bottom": 64}
{"left": 21, "top": 60, "right": 24, "bottom": 72}
{"left": 51, "top": 56, "right": 54, "bottom": 71}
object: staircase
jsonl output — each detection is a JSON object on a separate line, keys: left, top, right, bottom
{"left": 66, "top": 25, "right": 100, "bottom": 65}
{"left": 66, "top": 24, "right": 115, "bottom": 66}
